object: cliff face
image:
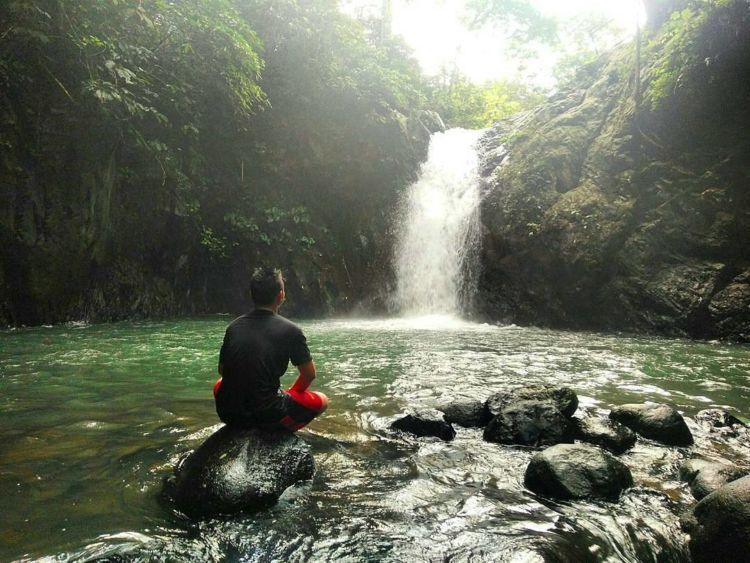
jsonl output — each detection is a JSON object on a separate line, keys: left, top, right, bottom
{"left": 0, "top": 109, "right": 433, "bottom": 325}
{"left": 476, "top": 1, "right": 750, "bottom": 341}
{"left": 0, "top": 0, "right": 436, "bottom": 326}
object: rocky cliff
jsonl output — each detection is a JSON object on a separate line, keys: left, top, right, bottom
{"left": 476, "top": 1, "right": 750, "bottom": 341}
{"left": 0, "top": 0, "right": 436, "bottom": 326}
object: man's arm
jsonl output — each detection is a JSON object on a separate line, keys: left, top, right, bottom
{"left": 289, "top": 360, "right": 316, "bottom": 393}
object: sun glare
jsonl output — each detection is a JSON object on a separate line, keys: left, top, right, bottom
{"left": 343, "top": 0, "right": 646, "bottom": 88}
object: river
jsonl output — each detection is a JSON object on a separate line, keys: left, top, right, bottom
{"left": 1, "top": 316, "right": 749, "bottom": 561}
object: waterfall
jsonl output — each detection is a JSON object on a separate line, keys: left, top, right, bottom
{"left": 394, "top": 128, "right": 483, "bottom": 317}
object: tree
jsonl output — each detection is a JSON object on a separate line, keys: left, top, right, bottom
{"left": 426, "top": 73, "right": 544, "bottom": 128}
{"left": 465, "top": 0, "right": 557, "bottom": 42}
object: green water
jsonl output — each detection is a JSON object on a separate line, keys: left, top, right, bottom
{"left": 1, "top": 316, "right": 749, "bottom": 561}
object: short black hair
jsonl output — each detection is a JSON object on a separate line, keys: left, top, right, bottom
{"left": 250, "top": 267, "right": 283, "bottom": 306}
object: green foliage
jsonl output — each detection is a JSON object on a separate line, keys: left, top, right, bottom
{"left": 552, "top": 13, "right": 626, "bottom": 86}
{"left": 465, "top": 0, "right": 557, "bottom": 42}
{"left": 645, "top": 0, "right": 745, "bottom": 109}
{"left": 224, "top": 0, "right": 428, "bottom": 241}
{"left": 427, "top": 75, "right": 544, "bottom": 128}
{"left": 0, "top": 0, "right": 430, "bottom": 322}
{"left": 465, "top": 1, "right": 632, "bottom": 92}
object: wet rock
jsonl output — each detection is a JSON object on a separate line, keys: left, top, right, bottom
{"left": 682, "top": 475, "right": 750, "bottom": 562}
{"left": 695, "top": 408, "right": 746, "bottom": 429}
{"left": 391, "top": 410, "right": 456, "bottom": 441}
{"left": 571, "top": 417, "right": 637, "bottom": 454}
{"left": 679, "top": 458, "right": 749, "bottom": 501}
{"left": 524, "top": 443, "right": 633, "bottom": 501}
{"left": 171, "top": 426, "right": 314, "bottom": 517}
{"left": 416, "top": 109, "right": 445, "bottom": 134}
{"left": 438, "top": 400, "right": 490, "bottom": 428}
{"left": 485, "top": 385, "right": 579, "bottom": 418}
{"left": 609, "top": 403, "right": 693, "bottom": 446}
{"left": 483, "top": 400, "right": 573, "bottom": 447}
{"left": 694, "top": 408, "right": 750, "bottom": 446}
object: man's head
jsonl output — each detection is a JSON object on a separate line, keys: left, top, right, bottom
{"left": 250, "top": 267, "right": 285, "bottom": 309}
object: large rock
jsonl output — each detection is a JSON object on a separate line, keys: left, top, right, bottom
{"left": 438, "top": 400, "right": 490, "bottom": 428}
{"left": 679, "top": 458, "right": 749, "bottom": 501}
{"left": 391, "top": 410, "right": 456, "bottom": 441}
{"left": 485, "top": 385, "right": 579, "bottom": 418}
{"left": 571, "top": 416, "right": 637, "bottom": 454}
{"left": 483, "top": 400, "right": 573, "bottom": 447}
{"left": 474, "top": 8, "right": 750, "bottom": 343}
{"left": 524, "top": 443, "right": 633, "bottom": 501}
{"left": 682, "top": 475, "right": 750, "bottom": 562}
{"left": 609, "top": 403, "right": 694, "bottom": 446}
{"left": 171, "top": 426, "right": 314, "bottom": 517}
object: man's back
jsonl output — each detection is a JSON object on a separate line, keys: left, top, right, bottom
{"left": 215, "top": 309, "right": 311, "bottom": 424}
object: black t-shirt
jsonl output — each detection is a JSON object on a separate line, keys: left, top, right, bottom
{"left": 215, "top": 309, "right": 312, "bottom": 424}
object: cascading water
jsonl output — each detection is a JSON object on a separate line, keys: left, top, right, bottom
{"left": 394, "top": 128, "right": 483, "bottom": 317}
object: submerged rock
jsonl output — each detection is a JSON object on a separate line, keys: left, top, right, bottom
{"left": 438, "top": 400, "right": 490, "bottom": 428}
{"left": 571, "top": 416, "right": 637, "bottom": 454}
{"left": 483, "top": 400, "right": 572, "bottom": 447}
{"left": 695, "top": 408, "right": 747, "bottom": 429}
{"left": 524, "top": 443, "right": 633, "bottom": 501}
{"left": 694, "top": 407, "right": 750, "bottom": 447}
{"left": 171, "top": 426, "right": 314, "bottom": 517}
{"left": 485, "top": 385, "right": 579, "bottom": 418}
{"left": 609, "top": 403, "right": 694, "bottom": 446}
{"left": 679, "top": 458, "right": 749, "bottom": 501}
{"left": 682, "top": 475, "right": 750, "bottom": 562}
{"left": 391, "top": 410, "right": 456, "bottom": 441}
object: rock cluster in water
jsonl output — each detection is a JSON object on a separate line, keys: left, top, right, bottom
{"left": 168, "top": 426, "right": 314, "bottom": 517}
{"left": 395, "top": 385, "right": 750, "bottom": 560}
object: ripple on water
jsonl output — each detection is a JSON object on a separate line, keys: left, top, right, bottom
{"left": 0, "top": 317, "right": 749, "bottom": 561}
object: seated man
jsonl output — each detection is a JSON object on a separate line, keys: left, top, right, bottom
{"left": 213, "top": 267, "right": 328, "bottom": 431}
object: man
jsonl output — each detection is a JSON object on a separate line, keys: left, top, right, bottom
{"left": 213, "top": 267, "right": 328, "bottom": 431}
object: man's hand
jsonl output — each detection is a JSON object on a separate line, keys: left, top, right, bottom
{"left": 289, "top": 360, "right": 316, "bottom": 393}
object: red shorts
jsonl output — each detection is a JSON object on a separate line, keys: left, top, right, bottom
{"left": 279, "top": 389, "right": 327, "bottom": 431}
{"left": 213, "top": 378, "right": 326, "bottom": 431}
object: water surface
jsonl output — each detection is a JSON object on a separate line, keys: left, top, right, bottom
{"left": 1, "top": 316, "right": 749, "bottom": 561}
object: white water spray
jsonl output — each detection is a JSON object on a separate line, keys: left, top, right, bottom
{"left": 394, "top": 128, "right": 483, "bottom": 317}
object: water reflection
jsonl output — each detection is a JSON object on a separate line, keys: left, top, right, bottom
{"left": 0, "top": 318, "right": 748, "bottom": 561}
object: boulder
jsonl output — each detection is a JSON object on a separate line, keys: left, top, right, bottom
{"left": 438, "top": 400, "right": 490, "bottom": 428}
{"left": 679, "top": 458, "right": 749, "bottom": 501}
{"left": 571, "top": 417, "right": 637, "bottom": 454}
{"left": 486, "top": 385, "right": 578, "bottom": 418}
{"left": 524, "top": 443, "right": 633, "bottom": 501}
{"left": 483, "top": 400, "right": 572, "bottom": 447}
{"left": 171, "top": 426, "right": 314, "bottom": 517}
{"left": 391, "top": 410, "right": 456, "bottom": 441}
{"left": 682, "top": 475, "right": 750, "bottom": 562}
{"left": 609, "top": 403, "right": 693, "bottom": 446}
